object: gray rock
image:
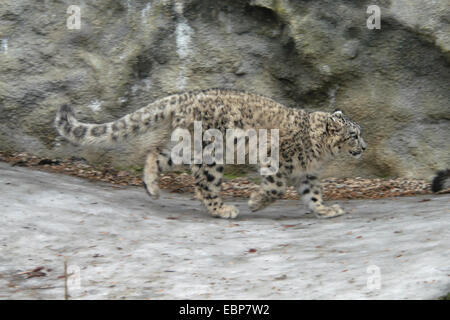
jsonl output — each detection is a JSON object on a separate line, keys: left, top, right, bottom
{"left": 0, "top": 0, "right": 448, "bottom": 178}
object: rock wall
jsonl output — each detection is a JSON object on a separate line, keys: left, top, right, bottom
{"left": 0, "top": 0, "right": 449, "bottom": 178}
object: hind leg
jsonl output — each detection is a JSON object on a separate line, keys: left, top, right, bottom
{"left": 191, "top": 163, "right": 239, "bottom": 219}
{"left": 248, "top": 170, "right": 287, "bottom": 212}
{"left": 143, "top": 150, "right": 175, "bottom": 199}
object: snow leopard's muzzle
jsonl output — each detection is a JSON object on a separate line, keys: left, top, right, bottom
{"left": 348, "top": 136, "right": 367, "bottom": 159}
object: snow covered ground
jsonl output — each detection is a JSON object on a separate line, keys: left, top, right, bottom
{"left": 0, "top": 162, "right": 448, "bottom": 299}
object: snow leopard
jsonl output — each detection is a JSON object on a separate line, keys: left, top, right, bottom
{"left": 55, "top": 88, "right": 367, "bottom": 219}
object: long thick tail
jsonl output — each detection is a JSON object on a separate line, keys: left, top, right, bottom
{"left": 431, "top": 169, "right": 450, "bottom": 193}
{"left": 55, "top": 98, "right": 176, "bottom": 146}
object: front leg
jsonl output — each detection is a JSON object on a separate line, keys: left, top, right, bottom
{"left": 295, "top": 175, "right": 345, "bottom": 218}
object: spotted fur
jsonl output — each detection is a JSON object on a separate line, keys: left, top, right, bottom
{"left": 55, "top": 88, "right": 367, "bottom": 219}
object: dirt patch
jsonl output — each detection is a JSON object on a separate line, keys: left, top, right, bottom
{"left": 0, "top": 151, "right": 436, "bottom": 201}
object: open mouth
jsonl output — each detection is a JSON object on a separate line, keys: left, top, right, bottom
{"left": 349, "top": 151, "right": 362, "bottom": 157}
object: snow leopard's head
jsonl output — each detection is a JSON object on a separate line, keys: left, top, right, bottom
{"left": 327, "top": 110, "right": 367, "bottom": 158}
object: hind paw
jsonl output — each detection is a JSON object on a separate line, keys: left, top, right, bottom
{"left": 248, "top": 191, "right": 271, "bottom": 212}
{"left": 314, "top": 204, "right": 345, "bottom": 219}
{"left": 143, "top": 181, "right": 160, "bottom": 200}
{"left": 213, "top": 205, "right": 239, "bottom": 219}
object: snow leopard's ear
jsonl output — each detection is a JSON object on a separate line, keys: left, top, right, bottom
{"left": 326, "top": 112, "right": 343, "bottom": 133}
{"left": 332, "top": 109, "right": 344, "bottom": 118}
{"left": 329, "top": 109, "right": 347, "bottom": 125}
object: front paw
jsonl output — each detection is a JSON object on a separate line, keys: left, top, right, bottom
{"left": 314, "top": 204, "right": 345, "bottom": 219}
{"left": 213, "top": 205, "right": 239, "bottom": 219}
